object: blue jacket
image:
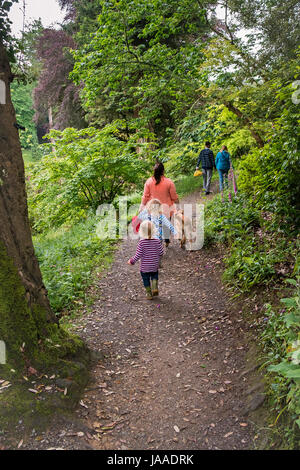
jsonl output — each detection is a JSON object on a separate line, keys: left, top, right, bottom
{"left": 215, "top": 151, "right": 230, "bottom": 171}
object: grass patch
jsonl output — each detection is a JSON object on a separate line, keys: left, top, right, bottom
{"left": 174, "top": 173, "right": 205, "bottom": 198}
{"left": 22, "top": 149, "right": 35, "bottom": 164}
{"left": 33, "top": 213, "right": 116, "bottom": 317}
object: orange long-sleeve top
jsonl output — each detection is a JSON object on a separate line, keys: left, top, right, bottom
{"left": 141, "top": 176, "right": 179, "bottom": 217}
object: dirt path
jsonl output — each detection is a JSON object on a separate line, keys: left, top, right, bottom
{"left": 9, "top": 188, "right": 258, "bottom": 450}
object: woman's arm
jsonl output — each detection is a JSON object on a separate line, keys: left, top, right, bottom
{"left": 169, "top": 180, "right": 179, "bottom": 204}
{"left": 196, "top": 150, "right": 202, "bottom": 170}
{"left": 140, "top": 180, "right": 151, "bottom": 211}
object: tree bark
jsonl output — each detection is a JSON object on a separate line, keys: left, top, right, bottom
{"left": 223, "top": 100, "right": 265, "bottom": 148}
{"left": 0, "top": 42, "right": 58, "bottom": 329}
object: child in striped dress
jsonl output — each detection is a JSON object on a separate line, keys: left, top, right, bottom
{"left": 128, "top": 220, "right": 163, "bottom": 300}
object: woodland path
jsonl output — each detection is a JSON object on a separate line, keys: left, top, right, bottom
{"left": 13, "top": 188, "right": 259, "bottom": 450}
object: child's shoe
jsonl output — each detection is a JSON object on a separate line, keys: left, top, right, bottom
{"left": 145, "top": 287, "right": 153, "bottom": 300}
{"left": 152, "top": 279, "right": 159, "bottom": 296}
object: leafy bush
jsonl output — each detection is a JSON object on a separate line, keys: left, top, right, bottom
{"left": 237, "top": 83, "right": 300, "bottom": 230}
{"left": 205, "top": 193, "right": 260, "bottom": 246}
{"left": 11, "top": 81, "right": 39, "bottom": 150}
{"left": 34, "top": 213, "right": 115, "bottom": 314}
{"left": 223, "top": 128, "right": 256, "bottom": 158}
{"left": 163, "top": 142, "right": 199, "bottom": 177}
{"left": 204, "top": 192, "right": 297, "bottom": 291}
{"left": 27, "top": 124, "right": 151, "bottom": 232}
{"left": 260, "top": 278, "right": 300, "bottom": 447}
{"left": 223, "top": 237, "right": 292, "bottom": 292}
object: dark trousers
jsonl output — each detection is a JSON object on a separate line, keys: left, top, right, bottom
{"left": 140, "top": 271, "right": 158, "bottom": 288}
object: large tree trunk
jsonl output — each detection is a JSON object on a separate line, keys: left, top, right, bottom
{"left": 0, "top": 42, "right": 58, "bottom": 367}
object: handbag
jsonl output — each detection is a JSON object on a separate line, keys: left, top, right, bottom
{"left": 131, "top": 215, "right": 141, "bottom": 233}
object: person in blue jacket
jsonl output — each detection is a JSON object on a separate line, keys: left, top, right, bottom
{"left": 215, "top": 145, "right": 231, "bottom": 192}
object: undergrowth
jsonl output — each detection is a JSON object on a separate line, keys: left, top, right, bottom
{"left": 204, "top": 191, "right": 300, "bottom": 448}
{"left": 205, "top": 192, "right": 298, "bottom": 292}
{"left": 33, "top": 213, "right": 116, "bottom": 316}
{"left": 260, "top": 278, "right": 300, "bottom": 448}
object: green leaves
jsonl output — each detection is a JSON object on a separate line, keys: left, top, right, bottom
{"left": 11, "top": 81, "right": 39, "bottom": 150}
{"left": 268, "top": 362, "right": 300, "bottom": 380}
{"left": 71, "top": 0, "right": 208, "bottom": 139}
{"left": 237, "top": 78, "right": 300, "bottom": 230}
{"left": 33, "top": 214, "right": 114, "bottom": 314}
{"left": 2, "top": 1, "right": 13, "bottom": 12}
{"left": 0, "top": 0, "right": 18, "bottom": 44}
{"left": 262, "top": 278, "right": 300, "bottom": 435}
{"left": 27, "top": 124, "right": 151, "bottom": 231}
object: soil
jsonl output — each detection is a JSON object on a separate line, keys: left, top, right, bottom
{"left": 0, "top": 188, "right": 268, "bottom": 450}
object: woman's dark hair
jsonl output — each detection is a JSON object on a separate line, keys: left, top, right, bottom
{"left": 222, "top": 145, "right": 228, "bottom": 151}
{"left": 153, "top": 162, "right": 164, "bottom": 185}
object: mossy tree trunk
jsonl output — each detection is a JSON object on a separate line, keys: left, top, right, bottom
{"left": 0, "top": 42, "right": 59, "bottom": 368}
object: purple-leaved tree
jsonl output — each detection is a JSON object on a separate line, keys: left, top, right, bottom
{"left": 34, "top": 28, "right": 85, "bottom": 134}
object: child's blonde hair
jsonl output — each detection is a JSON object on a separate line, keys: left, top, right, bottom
{"left": 146, "top": 198, "right": 161, "bottom": 216}
{"left": 139, "top": 220, "right": 157, "bottom": 239}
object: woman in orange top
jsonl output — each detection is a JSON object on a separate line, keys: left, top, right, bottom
{"left": 139, "top": 162, "right": 179, "bottom": 246}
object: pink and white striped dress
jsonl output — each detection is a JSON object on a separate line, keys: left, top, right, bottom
{"left": 130, "top": 239, "right": 164, "bottom": 272}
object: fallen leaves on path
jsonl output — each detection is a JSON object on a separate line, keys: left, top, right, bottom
{"left": 4, "top": 190, "right": 255, "bottom": 451}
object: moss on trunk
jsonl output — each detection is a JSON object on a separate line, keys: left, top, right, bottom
{"left": 0, "top": 241, "right": 92, "bottom": 432}
{"left": 0, "top": 242, "right": 43, "bottom": 367}
{"left": 0, "top": 242, "right": 80, "bottom": 367}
